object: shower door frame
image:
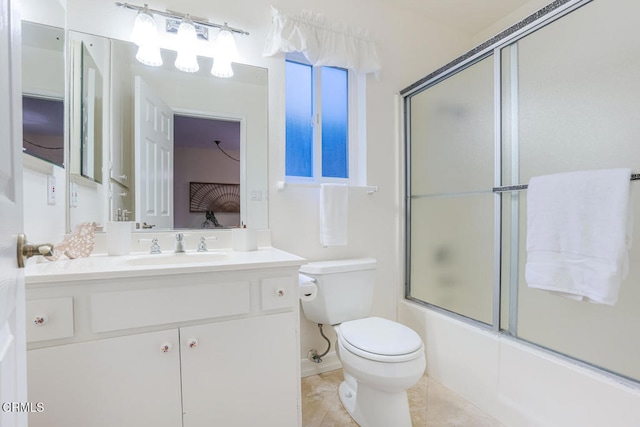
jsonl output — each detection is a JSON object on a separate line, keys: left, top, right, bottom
{"left": 400, "top": 0, "right": 640, "bottom": 386}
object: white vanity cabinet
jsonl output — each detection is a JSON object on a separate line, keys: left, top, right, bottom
{"left": 180, "top": 313, "right": 298, "bottom": 426}
{"left": 24, "top": 249, "right": 304, "bottom": 427}
{"left": 28, "top": 329, "right": 184, "bottom": 427}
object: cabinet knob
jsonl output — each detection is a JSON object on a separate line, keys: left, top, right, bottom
{"left": 33, "top": 314, "right": 48, "bottom": 326}
{"left": 188, "top": 338, "right": 199, "bottom": 349}
{"left": 160, "top": 343, "right": 172, "bottom": 353}
{"left": 277, "top": 289, "right": 285, "bottom": 297}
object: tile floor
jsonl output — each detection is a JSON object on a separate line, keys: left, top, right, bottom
{"left": 301, "top": 369, "right": 503, "bottom": 427}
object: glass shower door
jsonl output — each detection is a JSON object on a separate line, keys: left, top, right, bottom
{"left": 500, "top": 0, "right": 640, "bottom": 380}
{"left": 407, "top": 55, "right": 496, "bottom": 325}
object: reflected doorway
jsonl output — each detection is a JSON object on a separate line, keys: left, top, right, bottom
{"left": 173, "top": 114, "right": 241, "bottom": 229}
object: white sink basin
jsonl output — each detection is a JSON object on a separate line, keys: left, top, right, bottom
{"left": 123, "top": 251, "right": 228, "bottom": 266}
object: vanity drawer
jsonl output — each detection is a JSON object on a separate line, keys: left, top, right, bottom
{"left": 90, "top": 281, "right": 251, "bottom": 333}
{"left": 25, "top": 297, "right": 74, "bottom": 343}
{"left": 260, "top": 277, "right": 296, "bottom": 311}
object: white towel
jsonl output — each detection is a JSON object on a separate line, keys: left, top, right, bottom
{"left": 525, "top": 168, "right": 632, "bottom": 305}
{"left": 319, "top": 183, "right": 348, "bottom": 247}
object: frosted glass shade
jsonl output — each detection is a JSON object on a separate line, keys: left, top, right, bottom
{"left": 130, "top": 10, "right": 156, "bottom": 47}
{"left": 175, "top": 17, "right": 199, "bottom": 73}
{"left": 136, "top": 44, "right": 162, "bottom": 67}
{"left": 211, "top": 27, "right": 238, "bottom": 78}
{"left": 211, "top": 59, "right": 233, "bottom": 78}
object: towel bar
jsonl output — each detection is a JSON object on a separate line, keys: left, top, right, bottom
{"left": 492, "top": 173, "right": 640, "bottom": 193}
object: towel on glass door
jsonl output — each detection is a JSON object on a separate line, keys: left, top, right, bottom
{"left": 525, "top": 168, "right": 633, "bottom": 305}
{"left": 319, "top": 183, "right": 348, "bottom": 247}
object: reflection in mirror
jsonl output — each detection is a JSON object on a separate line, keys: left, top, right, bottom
{"left": 174, "top": 115, "right": 240, "bottom": 229}
{"left": 80, "top": 43, "right": 103, "bottom": 182}
{"left": 107, "top": 38, "right": 268, "bottom": 230}
{"left": 68, "top": 31, "right": 110, "bottom": 232}
{"left": 22, "top": 96, "right": 64, "bottom": 167}
{"left": 21, "top": 21, "right": 65, "bottom": 168}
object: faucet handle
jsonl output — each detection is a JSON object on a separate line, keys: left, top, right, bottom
{"left": 138, "top": 237, "right": 161, "bottom": 254}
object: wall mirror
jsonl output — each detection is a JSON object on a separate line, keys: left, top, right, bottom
{"left": 21, "top": 21, "right": 65, "bottom": 168}
{"left": 67, "top": 31, "right": 269, "bottom": 232}
{"left": 79, "top": 42, "right": 104, "bottom": 183}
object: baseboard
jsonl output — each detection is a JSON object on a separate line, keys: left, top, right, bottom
{"left": 300, "top": 351, "right": 342, "bottom": 377}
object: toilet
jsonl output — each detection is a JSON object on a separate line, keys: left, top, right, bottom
{"left": 299, "top": 258, "right": 425, "bottom": 427}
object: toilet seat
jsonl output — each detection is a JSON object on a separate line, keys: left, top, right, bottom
{"left": 338, "top": 317, "right": 423, "bottom": 363}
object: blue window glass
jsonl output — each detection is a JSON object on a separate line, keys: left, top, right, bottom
{"left": 321, "top": 67, "right": 348, "bottom": 178}
{"left": 285, "top": 61, "right": 313, "bottom": 177}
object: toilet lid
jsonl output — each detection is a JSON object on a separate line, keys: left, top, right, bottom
{"left": 339, "top": 317, "right": 423, "bottom": 357}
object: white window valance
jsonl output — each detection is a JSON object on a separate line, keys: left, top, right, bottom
{"left": 263, "top": 6, "right": 381, "bottom": 75}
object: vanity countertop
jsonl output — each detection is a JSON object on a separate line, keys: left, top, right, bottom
{"left": 25, "top": 247, "right": 307, "bottom": 284}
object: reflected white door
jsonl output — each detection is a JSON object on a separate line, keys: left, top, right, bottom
{"left": 134, "top": 76, "right": 174, "bottom": 229}
{"left": 0, "top": 0, "right": 28, "bottom": 425}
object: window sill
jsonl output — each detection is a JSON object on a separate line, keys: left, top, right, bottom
{"left": 276, "top": 181, "right": 378, "bottom": 194}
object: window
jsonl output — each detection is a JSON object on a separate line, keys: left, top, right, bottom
{"left": 285, "top": 58, "right": 361, "bottom": 183}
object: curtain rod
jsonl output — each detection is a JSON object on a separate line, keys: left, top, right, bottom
{"left": 493, "top": 173, "right": 640, "bottom": 193}
{"left": 114, "top": 2, "right": 250, "bottom": 35}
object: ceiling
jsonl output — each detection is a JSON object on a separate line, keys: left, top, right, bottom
{"left": 174, "top": 115, "right": 241, "bottom": 152}
{"left": 388, "top": 0, "right": 538, "bottom": 36}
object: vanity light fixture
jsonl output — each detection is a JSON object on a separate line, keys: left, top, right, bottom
{"left": 130, "top": 5, "right": 155, "bottom": 46}
{"left": 174, "top": 15, "right": 199, "bottom": 73}
{"left": 211, "top": 24, "right": 239, "bottom": 78}
{"left": 115, "top": 2, "right": 249, "bottom": 77}
{"left": 129, "top": 5, "right": 162, "bottom": 66}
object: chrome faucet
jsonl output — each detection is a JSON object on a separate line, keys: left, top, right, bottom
{"left": 174, "top": 233, "right": 186, "bottom": 253}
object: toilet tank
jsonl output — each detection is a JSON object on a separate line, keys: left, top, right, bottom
{"left": 299, "top": 258, "right": 376, "bottom": 325}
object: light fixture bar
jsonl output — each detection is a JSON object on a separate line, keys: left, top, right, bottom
{"left": 166, "top": 18, "right": 209, "bottom": 41}
{"left": 115, "top": 2, "right": 250, "bottom": 36}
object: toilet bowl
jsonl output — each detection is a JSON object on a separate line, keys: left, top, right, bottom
{"left": 334, "top": 317, "right": 426, "bottom": 427}
{"left": 298, "top": 259, "right": 426, "bottom": 427}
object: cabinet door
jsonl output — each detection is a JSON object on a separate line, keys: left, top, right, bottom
{"left": 27, "top": 329, "right": 182, "bottom": 427}
{"left": 181, "top": 312, "right": 299, "bottom": 427}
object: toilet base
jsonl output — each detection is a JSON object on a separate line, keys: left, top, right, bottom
{"left": 338, "top": 379, "right": 412, "bottom": 427}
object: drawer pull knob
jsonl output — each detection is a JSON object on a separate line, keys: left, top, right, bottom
{"left": 277, "top": 289, "right": 285, "bottom": 297}
{"left": 34, "top": 315, "right": 48, "bottom": 326}
{"left": 188, "top": 338, "right": 199, "bottom": 349}
{"left": 160, "top": 343, "right": 172, "bottom": 353}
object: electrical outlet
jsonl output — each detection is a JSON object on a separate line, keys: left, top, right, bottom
{"left": 70, "top": 182, "right": 78, "bottom": 207}
{"left": 47, "top": 175, "right": 56, "bottom": 205}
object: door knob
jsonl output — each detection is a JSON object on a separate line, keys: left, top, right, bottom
{"left": 17, "top": 233, "right": 54, "bottom": 268}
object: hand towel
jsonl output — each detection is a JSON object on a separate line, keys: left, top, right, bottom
{"left": 319, "top": 183, "right": 348, "bottom": 247}
{"left": 525, "top": 168, "right": 632, "bottom": 305}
